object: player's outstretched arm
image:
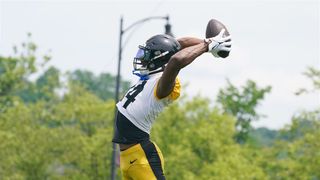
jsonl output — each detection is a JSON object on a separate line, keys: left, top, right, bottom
{"left": 156, "top": 30, "right": 232, "bottom": 99}
{"left": 156, "top": 41, "right": 209, "bottom": 99}
{"left": 177, "top": 37, "right": 203, "bottom": 49}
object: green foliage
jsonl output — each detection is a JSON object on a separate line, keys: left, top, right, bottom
{"left": 258, "top": 109, "right": 320, "bottom": 180}
{"left": 0, "top": 86, "right": 115, "bottom": 179}
{"left": 0, "top": 47, "right": 34, "bottom": 112}
{"left": 0, "top": 36, "right": 116, "bottom": 179}
{"left": 68, "top": 70, "right": 131, "bottom": 101}
{"left": 296, "top": 66, "right": 320, "bottom": 95}
{"left": 217, "top": 79, "right": 272, "bottom": 143}
{"left": 152, "top": 97, "right": 267, "bottom": 179}
{"left": 279, "top": 110, "right": 319, "bottom": 141}
{"left": 0, "top": 34, "right": 56, "bottom": 108}
{"left": 248, "top": 127, "right": 279, "bottom": 147}
{"left": 16, "top": 66, "right": 61, "bottom": 103}
{"left": 257, "top": 66, "right": 320, "bottom": 180}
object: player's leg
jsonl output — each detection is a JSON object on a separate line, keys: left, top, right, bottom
{"left": 127, "top": 144, "right": 165, "bottom": 179}
{"left": 152, "top": 142, "right": 165, "bottom": 173}
{"left": 128, "top": 164, "right": 158, "bottom": 180}
{"left": 121, "top": 141, "right": 165, "bottom": 180}
{"left": 140, "top": 140, "right": 166, "bottom": 179}
{"left": 121, "top": 171, "right": 131, "bottom": 180}
{"left": 119, "top": 151, "right": 131, "bottom": 180}
{"left": 120, "top": 143, "right": 156, "bottom": 180}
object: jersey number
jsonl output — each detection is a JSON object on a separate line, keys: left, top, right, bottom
{"left": 123, "top": 80, "right": 147, "bottom": 109}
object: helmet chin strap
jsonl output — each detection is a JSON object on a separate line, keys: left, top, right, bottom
{"left": 132, "top": 70, "right": 150, "bottom": 80}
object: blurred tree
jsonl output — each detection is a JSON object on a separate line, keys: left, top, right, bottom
{"left": 0, "top": 35, "right": 122, "bottom": 179}
{"left": 217, "top": 79, "right": 272, "bottom": 143}
{"left": 257, "top": 66, "right": 320, "bottom": 180}
{"left": 258, "top": 109, "right": 320, "bottom": 180}
{"left": 295, "top": 66, "right": 320, "bottom": 95}
{"left": 248, "top": 127, "right": 279, "bottom": 147}
{"left": 68, "top": 70, "right": 131, "bottom": 101}
{"left": 283, "top": 66, "right": 320, "bottom": 141}
{"left": 16, "top": 66, "right": 60, "bottom": 103}
{"left": 152, "top": 96, "right": 267, "bottom": 179}
{"left": 0, "top": 86, "right": 115, "bottom": 179}
{"left": 0, "top": 33, "right": 55, "bottom": 109}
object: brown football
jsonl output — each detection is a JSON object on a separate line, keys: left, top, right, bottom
{"left": 206, "top": 19, "right": 231, "bottom": 58}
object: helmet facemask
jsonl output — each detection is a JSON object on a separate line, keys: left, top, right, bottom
{"left": 133, "top": 45, "right": 171, "bottom": 77}
{"left": 133, "top": 46, "right": 152, "bottom": 76}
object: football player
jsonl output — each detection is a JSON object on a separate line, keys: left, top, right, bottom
{"left": 112, "top": 29, "right": 232, "bottom": 180}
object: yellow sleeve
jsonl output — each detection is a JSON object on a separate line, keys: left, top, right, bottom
{"left": 154, "top": 77, "right": 181, "bottom": 101}
{"left": 168, "top": 77, "right": 180, "bottom": 100}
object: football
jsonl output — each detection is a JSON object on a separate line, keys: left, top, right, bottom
{"left": 206, "top": 19, "right": 231, "bottom": 58}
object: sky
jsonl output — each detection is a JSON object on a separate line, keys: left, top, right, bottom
{"left": 0, "top": 0, "right": 319, "bottom": 129}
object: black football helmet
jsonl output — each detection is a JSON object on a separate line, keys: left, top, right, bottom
{"left": 133, "top": 34, "right": 181, "bottom": 78}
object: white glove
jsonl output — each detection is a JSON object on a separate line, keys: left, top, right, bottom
{"left": 205, "top": 29, "right": 232, "bottom": 58}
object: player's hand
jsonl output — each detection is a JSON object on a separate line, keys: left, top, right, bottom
{"left": 206, "top": 29, "right": 232, "bottom": 58}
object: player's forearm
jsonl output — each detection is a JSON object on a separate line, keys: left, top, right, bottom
{"left": 177, "top": 37, "right": 203, "bottom": 49}
{"left": 169, "top": 42, "right": 208, "bottom": 70}
{"left": 157, "top": 42, "right": 208, "bottom": 98}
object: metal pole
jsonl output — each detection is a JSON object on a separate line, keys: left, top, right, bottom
{"left": 116, "top": 18, "right": 123, "bottom": 103}
{"left": 111, "top": 16, "right": 123, "bottom": 180}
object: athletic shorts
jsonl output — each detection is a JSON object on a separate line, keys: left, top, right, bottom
{"left": 120, "top": 140, "right": 165, "bottom": 180}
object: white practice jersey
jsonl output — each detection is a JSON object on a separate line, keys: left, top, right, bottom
{"left": 116, "top": 73, "right": 180, "bottom": 134}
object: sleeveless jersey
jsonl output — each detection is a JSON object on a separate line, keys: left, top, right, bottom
{"left": 116, "top": 73, "right": 180, "bottom": 134}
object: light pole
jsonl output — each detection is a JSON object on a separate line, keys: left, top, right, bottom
{"left": 111, "top": 15, "right": 173, "bottom": 180}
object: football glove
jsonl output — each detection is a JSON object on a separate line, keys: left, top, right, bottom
{"left": 205, "top": 29, "right": 232, "bottom": 58}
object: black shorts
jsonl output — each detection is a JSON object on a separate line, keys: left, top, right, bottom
{"left": 112, "top": 110, "right": 150, "bottom": 144}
